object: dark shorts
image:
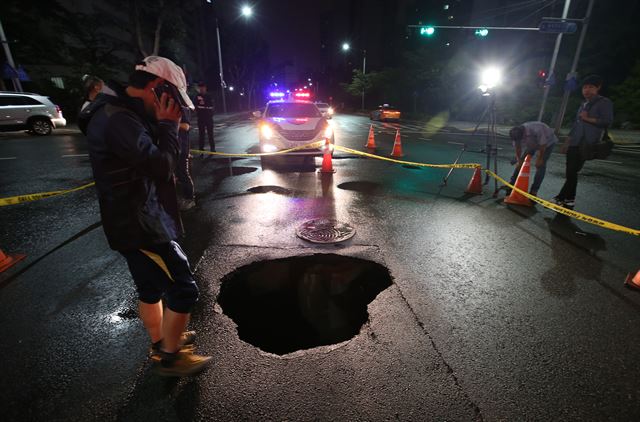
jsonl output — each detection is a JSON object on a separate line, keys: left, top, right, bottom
{"left": 120, "top": 241, "right": 199, "bottom": 313}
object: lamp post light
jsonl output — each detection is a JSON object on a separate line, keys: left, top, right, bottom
{"left": 241, "top": 5, "right": 253, "bottom": 17}
{"left": 214, "top": 5, "right": 254, "bottom": 114}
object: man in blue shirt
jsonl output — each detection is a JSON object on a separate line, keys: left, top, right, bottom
{"left": 508, "top": 121, "right": 558, "bottom": 197}
{"left": 554, "top": 75, "right": 614, "bottom": 208}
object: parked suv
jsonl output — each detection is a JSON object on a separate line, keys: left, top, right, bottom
{"left": 0, "top": 92, "right": 66, "bottom": 135}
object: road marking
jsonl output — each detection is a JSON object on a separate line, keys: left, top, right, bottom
{"left": 595, "top": 159, "right": 623, "bottom": 164}
{"left": 61, "top": 154, "right": 89, "bottom": 158}
{"left": 419, "top": 138, "right": 433, "bottom": 141}
{"left": 0, "top": 157, "right": 17, "bottom": 160}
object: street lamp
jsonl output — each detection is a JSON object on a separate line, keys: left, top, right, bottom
{"left": 241, "top": 5, "right": 253, "bottom": 17}
{"left": 342, "top": 42, "right": 350, "bottom": 51}
{"left": 212, "top": 4, "right": 255, "bottom": 113}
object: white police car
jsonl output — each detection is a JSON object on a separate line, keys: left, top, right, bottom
{"left": 255, "top": 95, "right": 334, "bottom": 169}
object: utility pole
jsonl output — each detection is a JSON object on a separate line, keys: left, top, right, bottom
{"left": 0, "top": 17, "right": 23, "bottom": 92}
{"left": 216, "top": 18, "right": 227, "bottom": 113}
{"left": 361, "top": 50, "right": 366, "bottom": 111}
{"left": 554, "top": 0, "right": 595, "bottom": 133}
{"left": 537, "top": 0, "right": 572, "bottom": 122}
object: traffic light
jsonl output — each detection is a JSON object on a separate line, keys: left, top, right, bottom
{"left": 420, "top": 26, "right": 436, "bottom": 37}
{"left": 475, "top": 28, "right": 489, "bottom": 37}
{"left": 537, "top": 70, "right": 547, "bottom": 88}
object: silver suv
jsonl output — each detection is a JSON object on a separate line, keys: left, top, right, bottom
{"left": 0, "top": 92, "right": 67, "bottom": 135}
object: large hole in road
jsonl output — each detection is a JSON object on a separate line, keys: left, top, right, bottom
{"left": 217, "top": 254, "right": 392, "bottom": 355}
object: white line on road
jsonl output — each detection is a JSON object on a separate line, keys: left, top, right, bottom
{"left": 61, "top": 154, "right": 89, "bottom": 158}
{"left": 595, "top": 159, "right": 623, "bottom": 164}
{"left": 0, "top": 157, "right": 17, "bottom": 160}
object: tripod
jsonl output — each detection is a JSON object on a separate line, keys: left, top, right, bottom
{"left": 471, "top": 91, "right": 500, "bottom": 196}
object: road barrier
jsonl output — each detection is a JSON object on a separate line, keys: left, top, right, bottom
{"left": 1, "top": 141, "right": 638, "bottom": 237}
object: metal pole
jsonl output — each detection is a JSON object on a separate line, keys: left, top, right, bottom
{"left": 361, "top": 50, "right": 366, "bottom": 111}
{"left": 216, "top": 18, "right": 227, "bottom": 114}
{"left": 554, "top": 0, "right": 595, "bottom": 133}
{"left": 0, "top": 18, "right": 23, "bottom": 92}
{"left": 537, "top": 0, "right": 572, "bottom": 122}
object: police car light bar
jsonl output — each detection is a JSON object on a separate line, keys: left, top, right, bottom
{"left": 269, "top": 92, "right": 285, "bottom": 98}
{"left": 294, "top": 92, "right": 310, "bottom": 98}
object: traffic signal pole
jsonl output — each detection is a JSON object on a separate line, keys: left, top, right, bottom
{"left": 537, "top": 0, "right": 572, "bottom": 122}
{"left": 554, "top": 0, "right": 595, "bottom": 134}
{"left": 0, "top": 18, "right": 23, "bottom": 92}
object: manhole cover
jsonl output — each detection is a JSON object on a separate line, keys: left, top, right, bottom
{"left": 217, "top": 254, "right": 392, "bottom": 355}
{"left": 296, "top": 219, "right": 355, "bottom": 244}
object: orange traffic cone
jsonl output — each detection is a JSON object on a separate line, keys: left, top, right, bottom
{"left": 504, "top": 155, "right": 533, "bottom": 206}
{"left": 319, "top": 138, "right": 336, "bottom": 174}
{"left": 390, "top": 129, "right": 403, "bottom": 158}
{"left": 0, "top": 248, "right": 26, "bottom": 273}
{"left": 624, "top": 269, "right": 640, "bottom": 290}
{"left": 465, "top": 167, "right": 483, "bottom": 194}
{"left": 365, "top": 124, "right": 376, "bottom": 150}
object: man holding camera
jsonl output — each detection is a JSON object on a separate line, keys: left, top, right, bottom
{"left": 79, "top": 56, "right": 211, "bottom": 377}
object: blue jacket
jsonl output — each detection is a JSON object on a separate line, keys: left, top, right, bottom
{"left": 79, "top": 84, "right": 182, "bottom": 251}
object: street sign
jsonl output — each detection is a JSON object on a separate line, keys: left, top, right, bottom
{"left": 539, "top": 20, "right": 577, "bottom": 34}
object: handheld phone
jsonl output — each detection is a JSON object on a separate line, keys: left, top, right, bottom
{"left": 152, "top": 82, "right": 182, "bottom": 105}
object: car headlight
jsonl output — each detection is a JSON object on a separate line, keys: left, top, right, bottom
{"left": 327, "top": 107, "right": 334, "bottom": 115}
{"left": 262, "top": 144, "right": 278, "bottom": 153}
{"left": 324, "top": 125, "right": 333, "bottom": 139}
{"left": 261, "top": 124, "right": 273, "bottom": 139}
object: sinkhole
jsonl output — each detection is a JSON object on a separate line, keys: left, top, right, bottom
{"left": 217, "top": 254, "right": 392, "bottom": 355}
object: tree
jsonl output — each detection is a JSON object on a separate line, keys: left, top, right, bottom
{"left": 612, "top": 61, "right": 640, "bottom": 127}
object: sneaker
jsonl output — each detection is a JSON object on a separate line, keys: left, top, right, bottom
{"left": 153, "top": 350, "right": 213, "bottom": 377}
{"left": 563, "top": 199, "right": 575, "bottom": 208}
{"left": 553, "top": 196, "right": 564, "bottom": 206}
{"left": 179, "top": 199, "right": 196, "bottom": 211}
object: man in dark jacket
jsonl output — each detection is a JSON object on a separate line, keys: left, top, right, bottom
{"left": 554, "top": 74, "right": 614, "bottom": 208}
{"left": 79, "top": 56, "right": 211, "bottom": 377}
{"left": 194, "top": 82, "right": 215, "bottom": 152}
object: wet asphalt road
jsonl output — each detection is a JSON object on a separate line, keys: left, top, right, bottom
{"left": 1, "top": 114, "right": 640, "bottom": 421}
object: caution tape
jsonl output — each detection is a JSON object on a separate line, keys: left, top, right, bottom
{"left": 191, "top": 141, "right": 325, "bottom": 157}
{"left": 485, "top": 170, "right": 640, "bottom": 237}
{"left": 2, "top": 141, "right": 639, "bottom": 238}
{"left": 0, "top": 182, "right": 95, "bottom": 207}
{"left": 335, "top": 145, "right": 640, "bottom": 237}
{"left": 334, "top": 145, "right": 481, "bottom": 169}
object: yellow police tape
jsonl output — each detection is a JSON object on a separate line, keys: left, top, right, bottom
{"left": 0, "top": 182, "right": 96, "bottom": 207}
{"left": 485, "top": 170, "right": 640, "bottom": 237}
{"left": 333, "top": 145, "right": 640, "bottom": 237}
{"left": 1, "top": 142, "right": 639, "bottom": 238}
{"left": 190, "top": 140, "right": 326, "bottom": 157}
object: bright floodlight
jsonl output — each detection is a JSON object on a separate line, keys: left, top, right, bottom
{"left": 480, "top": 67, "right": 502, "bottom": 89}
{"left": 241, "top": 5, "right": 253, "bottom": 17}
{"left": 342, "top": 43, "right": 350, "bottom": 51}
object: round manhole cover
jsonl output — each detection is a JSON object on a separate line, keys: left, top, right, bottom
{"left": 296, "top": 219, "right": 355, "bottom": 244}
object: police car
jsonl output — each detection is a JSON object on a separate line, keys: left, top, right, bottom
{"left": 255, "top": 92, "right": 334, "bottom": 169}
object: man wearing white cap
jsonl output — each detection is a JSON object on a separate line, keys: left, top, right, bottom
{"left": 79, "top": 56, "right": 211, "bottom": 377}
